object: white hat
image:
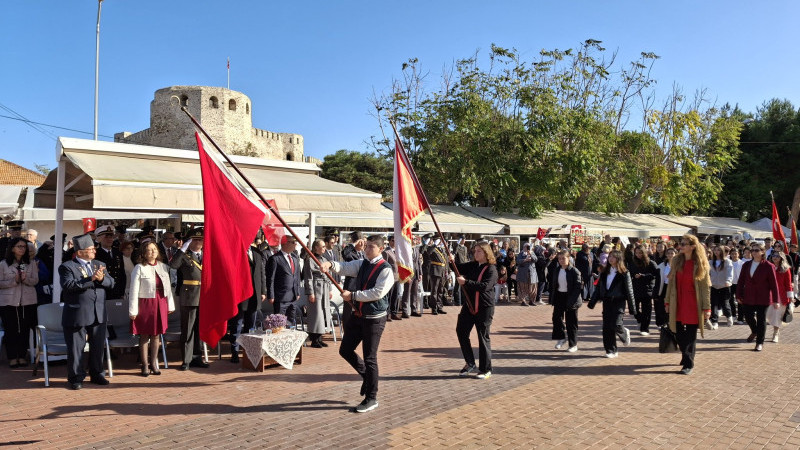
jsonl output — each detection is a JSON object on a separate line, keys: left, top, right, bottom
{"left": 95, "top": 225, "right": 115, "bottom": 236}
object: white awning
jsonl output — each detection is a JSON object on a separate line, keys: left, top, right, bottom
{"left": 0, "top": 185, "right": 25, "bottom": 216}
{"left": 182, "top": 208, "right": 395, "bottom": 229}
{"left": 655, "top": 215, "right": 757, "bottom": 237}
{"left": 34, "top": 137, "right": 384, "bottom": 214}
{"left": 412, "top": 204, "right": 507, "bottom": 235}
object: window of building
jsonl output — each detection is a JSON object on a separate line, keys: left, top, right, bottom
{"left": 180, "top": 95, "right": 189, "bottom": 107}
{"left": 229, "top": 99, "right": 237, "bottom": 111}
{"left": 209, "top": 96, "right": 219, "bottom": 108}
{"left": 246, "top": 103, "right": 250, "bottom": 114}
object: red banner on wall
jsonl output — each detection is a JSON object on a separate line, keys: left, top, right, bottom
{"left": 82, "top": 218, "right": 96, "bottom": 233}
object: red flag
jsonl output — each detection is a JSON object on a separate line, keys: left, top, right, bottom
{"left": 261, "top": 199, "right": 285, "bottom": 247}
{"left": 82, "top": 218, "right": 96, "bottom": 233}
{"left": 536, "top": 227, "right": 548, "bottom": 240}
{"left": 791, "top": 215, "right": 798, "bottom": 247}
{"left": 196, "top": 132, "right": 267, "bottom": 347}
{"left": 393, "top": 140, "right": 429, "bottom": 283}
{"left": 772, "top": 199, "right": 787, "bottom": 247}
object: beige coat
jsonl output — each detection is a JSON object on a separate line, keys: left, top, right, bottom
{"left": 666, "top": 266, "right": 711, "bottom": 338}
{"left": 0, "top": 260, "right": 39, "bottom": 307}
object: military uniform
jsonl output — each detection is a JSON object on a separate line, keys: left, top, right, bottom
{"left": 427, "top": 243, "right": 448, "bottom": 314}
{"left": 169, "top": 229, "right": 207, "bottom": 368}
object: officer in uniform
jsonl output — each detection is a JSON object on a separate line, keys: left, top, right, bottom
{"left": 0, "top": 220, "right": 25, "bottom": 257}
{"left": 419, "top": 234, "right": 432, "bottom": 306}
{"left": 427, "top": 237, "right": 448, "bottom": 315}
{"left": 93, "top": 225, "right": 126, "bottom": 301}
{"left": 169, "top": 228, "right": 209, "bottom": 370}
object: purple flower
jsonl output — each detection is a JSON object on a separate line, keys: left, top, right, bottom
{"left": 263, "top": 314, "right": 287, "bottom": 329}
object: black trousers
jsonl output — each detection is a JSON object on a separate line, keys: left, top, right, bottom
{"left": 742, "top": 304, "right": 768, "bottom": 345}
{"left": 339, "top": 315, "right": 387, "bottom": 400}
{"left": 551, "top": 292, "right": 578, "bottom": 347}
{"left": 710, "top": 287, "right": 732, "bottom": 324}
{"left": 0, "top": 304, "right": 36, "bottom": 361}
{"left": 675, "top": 322, "right": 698, "bottom": 369}
{"left": 729, "top": 285, "right": 739, "bottom": 320}
{"left": 456, "top": 306, "right": 494, "bottom": 373}
{"left": 64, "top": 321, "right": 106, "bottom": 383}
{"left": 535, "top": 281, "right": 546, "bottom": 302}
{"left": 653, "top": 292, "right": 668, "bottom": 327}
{"left": 453, "top": 281, "right": 462, "bottom": 306}
{"left": 388, "top": 283, "right": 400, "bottom": 314}
{"left": 601, "top": 298, "right": 628, "bottom": 353}
{"left": 227, "top": 303, "right": 257, "bottom": 354}
{"left": 635, "top": 295, "right": 654, "bottom": 332}
{"left": 180, "top": 305, "right": 202, "bottom": 365}
{"left": 277, "top": 300, "right": 297, "bottom": 327}
{"left": 429, "top": 275, "right": 445, "bottom": 310}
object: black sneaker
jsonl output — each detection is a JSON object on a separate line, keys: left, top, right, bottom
{"left": 459, "top": 364, "right": 477, "bottom": 377}
{"left": 355, "top": 398, "right": 379, "bottom": 413}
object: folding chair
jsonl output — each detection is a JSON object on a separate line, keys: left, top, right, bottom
{"left": 106, "top": 300, "right": 166, "bottom": 370}
{"left": 33, "top": 303, "right": 111, "bottom": 386}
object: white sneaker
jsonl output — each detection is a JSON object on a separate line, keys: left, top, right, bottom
{"left": 705, "top": 319, "right": 713, "bottom": 330}
{"left": 476, "top": 371, "right": 492, "bottom": 379}
{"left": 711, "top": 322, "right": 719, "bottom": 330}
{"left": 640, "top": 331, "right": 650, "bottom": 336}
{"left": 605, "top": 352, "right": 618, "bottom": 358}
{"left": 727, "top": 317, "right": 734, "bottom": 327}
{"left": 567, "top": 346, "right": 578, "bottom": 353}
{"left": 555, "top": 339, "right": 567, "bottom": 349}
{"left": 622, "top": 328, "right": 631, "bottom": 346}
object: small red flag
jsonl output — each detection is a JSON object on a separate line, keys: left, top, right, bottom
{"left": 772, "top": 199, "right": 787, "bottom": 248}
{"left": 82, "top": 218, "right": 96, "bottom": 233}
{"left": 537, "top": 227, "right": 548, "bottom": 240}
{"left": 791, "top": 215, "right": 798, "bottom": 247}
{"left": 196, "top": 132, "right": 267, "bottom": 348}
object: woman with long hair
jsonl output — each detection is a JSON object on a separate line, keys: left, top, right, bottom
{"left": 665, "top": 234, "right": 711, "bottom": 374}
{"left": 549, "top": 250, "right": 584, "bottom": 352}
{"left": 0, "top": 237, "right": 39, "bottom": 367}
{"left": 630, "top": 243, "right": 659, "bottom": 336}
{"left": 766, "top": 251, "right": 794, "bottom": 343}
{"left": 736, "top": 242, "right": 780, "bottom": 351}
{"left": 654, "top": 247, "right": 677, "bottom": 328}
{"left": 588, "top": 250, "right": 637, "bottom": 358}
{"left": 453, "top": 241, "right": 498, "bottom": 379}
{"left": 709, "top": 245, "right": 734, "bottom": 328}
{"left": 128, "top": 241, "right": 175, "bottom": 376}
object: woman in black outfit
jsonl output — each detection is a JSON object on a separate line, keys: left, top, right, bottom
{"left": 630, "top": 243, "right": 659, "bottom": 336}
{"left": 549, "top": 250, "right": 584, "bottom": 352}
{"left": 453, "top": 241, "right": 498, "bottom": 379}
{"left": 589, "top": 250, "right": 637, "bottom": 358}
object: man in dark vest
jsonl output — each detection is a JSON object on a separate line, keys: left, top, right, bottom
{"left": 60, "top": 233, "right": 115, "bottom": 390}
{"left": 321, "top": 234, "right": 393, "bottom": 413}
{"left": 169, "top": 228, "right": 209, "bottom": 370}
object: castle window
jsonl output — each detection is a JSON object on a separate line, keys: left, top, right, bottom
{"left": 180, "top": 95, "right": 189, "bottom": 107}
{"left": 286, "top": 152, "right": 294, "bottom": 161}
{"left": 228, "top": 99, "right": 237, "bottom": 111}
{"left": 246, "top": 103, "right": 250, "bottom": 114}
{"left": 209, "top": 96, "right": 219, "bottom": 108}
{"left": 289, "top": 137, "right": 293, "bottom": 143}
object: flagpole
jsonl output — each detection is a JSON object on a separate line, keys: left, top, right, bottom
{"left": 179, "top": 104, "right": 345, "bottom": 294}
{"left": 388, "top": 120, "right": 471, "bottom": 301}
{"left": 227, "top": 57, "right": 230, "bottom": 89}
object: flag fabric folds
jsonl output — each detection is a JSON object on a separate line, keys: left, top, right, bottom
{"left": 791, "top": 215, "right": 799, "bottom": 247}
{"left": 393, "top": 140, "right": 429, "bottom": 283}
{"left": 772, "top": 199, "right": 787, "bottom": 247}
{"left": 196, "top": 132, "right": 267, "bottom": 347}
{"left": 261, "top": 199, "right": 285, "bottom": 247}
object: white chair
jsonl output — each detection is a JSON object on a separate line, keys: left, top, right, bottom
{"left": 33, "top": 303, "right": 111, "bottom": 387}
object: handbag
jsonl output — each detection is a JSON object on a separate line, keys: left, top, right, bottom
{"left": 783, "top": 303, "right": 794, "bottom": 323}
{"left": 658, "top": 325, "right": 678, "bottom": 353}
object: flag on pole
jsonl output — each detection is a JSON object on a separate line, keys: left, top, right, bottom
{"left": 196, "top": 132, "right": 267, "bottom": 347}
{"left": 772, "top": 198, "right": 787, "bottom": 248}
{"left": 791, "top": 214, "right": 798, "bottom": 247}
{"left": 261, "top": 199, "right": 285, "bottom": 247}
{"left": 393, "top": 139, "right": 429, "bottom": 283}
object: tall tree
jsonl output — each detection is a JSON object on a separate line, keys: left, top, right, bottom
{"left": 319, "top": 149, "right": 393, "bottom": 200}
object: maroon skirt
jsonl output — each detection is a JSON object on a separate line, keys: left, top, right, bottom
{"left": 131, "top": 294, "right": 168, "bottom": 335}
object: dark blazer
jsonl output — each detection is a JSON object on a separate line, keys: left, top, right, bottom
{"left": 589, "top": 270, "right": 637, "bottom": 315}
{"left": 548, "top": 265, "right": 583, "bottom": 309}
{"left": 93, "top": 246, "right": 126, "bottom": 299}
{"left": 169, "top": 249, "right": 203, "bottom": 307}
{"left": 267, "top": 251, "right": 301, "bottom": 304}
{"left": 342, "top": 243, "right": 363, "bottom": 291}
{"left": 629, "top": 259, "right": 659, "bottom": 299}
{"left": 245, "top": 246, "right": 267, "bottom": 312}
{"left": 736, "top": 260, "right": 780, "bottom": 306}
{"left": 574, "top": 251, "right": 593, "bottom": 285}
{"left": 60, "top": 259, "right": 115, "bottom": 327}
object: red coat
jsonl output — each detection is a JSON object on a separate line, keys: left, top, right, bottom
{"left": 736, "top": 260, "right": 780, "bottom": 306}
{"left": 775, "top": 269, "right": 793, "bottom": 305}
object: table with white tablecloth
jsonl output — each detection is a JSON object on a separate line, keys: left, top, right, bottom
{"left": 236, "top": 329, "right": 307, "bottom": 370}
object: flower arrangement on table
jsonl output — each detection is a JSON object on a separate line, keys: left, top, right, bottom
{"left": 263, "top": 314, "right": 288, "bottom": 333}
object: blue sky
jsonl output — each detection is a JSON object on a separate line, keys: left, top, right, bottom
{"left": 1, "top": 1, "right": 799, "bottom": 171}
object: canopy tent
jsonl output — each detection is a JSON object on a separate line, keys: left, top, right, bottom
{"left": 654, "top": 215, "right": 770, "bottom": 238}
{"left": 461, "top": 206, "right": 564, "bottom": 235}
{"left": 0, "top": 185, "right": 28, "bottom": 217}
{"left": 183, "top": 208, "right": 395, "bottom": 229}
{"left": 747, "top": 217, "right": 791, "bottom": 240}
{"left": 383, "top": 203, "right": 506, "bottom": 235}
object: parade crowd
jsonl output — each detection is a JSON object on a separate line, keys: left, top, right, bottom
{"left": 1, "top": 219, "right": 798, "bottom": 412}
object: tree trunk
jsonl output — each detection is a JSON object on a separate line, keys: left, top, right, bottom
{"left": 625, "top": 187, "right": 646, "bottom": 213}
{"left": 789, "top": 186, "right": 800, "bottom": 227}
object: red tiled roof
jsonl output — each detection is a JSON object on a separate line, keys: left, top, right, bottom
{"left": 0, "top": 159, "right": 46, "bottom": 186}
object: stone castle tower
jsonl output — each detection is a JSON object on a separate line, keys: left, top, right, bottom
{"left": 114, "top": 86, "right": 304, "bottom": 161}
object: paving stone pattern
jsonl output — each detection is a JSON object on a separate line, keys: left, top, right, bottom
{"left": 2, "top": 300, "right": 800, "bottom": 449}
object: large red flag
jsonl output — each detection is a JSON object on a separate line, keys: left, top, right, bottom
{"left": 261, "top": 199, "right": 285, "bottom": 247}
{"left": 393, "top": 140, "right": 429, "bottom": 283}
{"left": 772, "top": 199, "right": 787, "bottom": 247}
{"left": 196, "top": 132, "right": 267, "bottom": 347}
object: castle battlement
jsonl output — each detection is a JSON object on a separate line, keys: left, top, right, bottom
{"left": 115, "top": 86, "right": 304, "bottom": 161}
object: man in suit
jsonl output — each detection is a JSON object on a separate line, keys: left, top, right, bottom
{"left": 60, "top": 233, "right": 115, "bottom": 390}
{"left": 228, "top": 237, "right": 267, "bottom": 363}
{"left": 267, "top": 235, "right": 302, "bottom": 326}
{"left": 93, "top": 225, "right": 126, "bottom": 301}
{"left": 323, "top": 234, "right": 342, "bottom": 283}
{"left": 169, "top": 228, "right": 209, "bottom": 370}
{"left": 382, "top": 235, "right": 401, "bottom": 321}
{"left": 341, "top": 231, "right": 365, "bottom": 322}
{"left": 427, "top": 237, "right": 448, "bottom": 315}
{"left": 451, "top": 235, "right": 469, "bottom": 306}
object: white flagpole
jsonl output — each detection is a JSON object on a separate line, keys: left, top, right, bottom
{"left": 227, "top": 57, "right": 230, "bottom": 89}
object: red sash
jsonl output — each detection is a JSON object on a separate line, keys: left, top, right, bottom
{"left": 354, "top": 259, "right": 386, "bottom": 318}
{"left": 467, "top": 264, "right": 490, "bottom": 315}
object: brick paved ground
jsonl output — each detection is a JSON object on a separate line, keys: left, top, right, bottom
{"left": 2, "top": 299, "right": 800, "bottom": 449}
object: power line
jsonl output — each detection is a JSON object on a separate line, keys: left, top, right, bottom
{"left": 0, "top": 112, "right": 116, "bottom": 139}
{"left": 0, "top": 102, "right": 58, "bottom": 141}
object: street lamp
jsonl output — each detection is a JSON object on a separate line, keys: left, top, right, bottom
{"left": 94, "top": 0, "right": 103, "bottom": 140}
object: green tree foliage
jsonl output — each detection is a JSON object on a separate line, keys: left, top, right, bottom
{"left": 715, "top": 99, "right": 800, "bottom": 221}
{"left": 371, "top": 41, "right": 742, "bottom": 216}
{"left": 320, "top": 149, "right": 393, "bottom": 200}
